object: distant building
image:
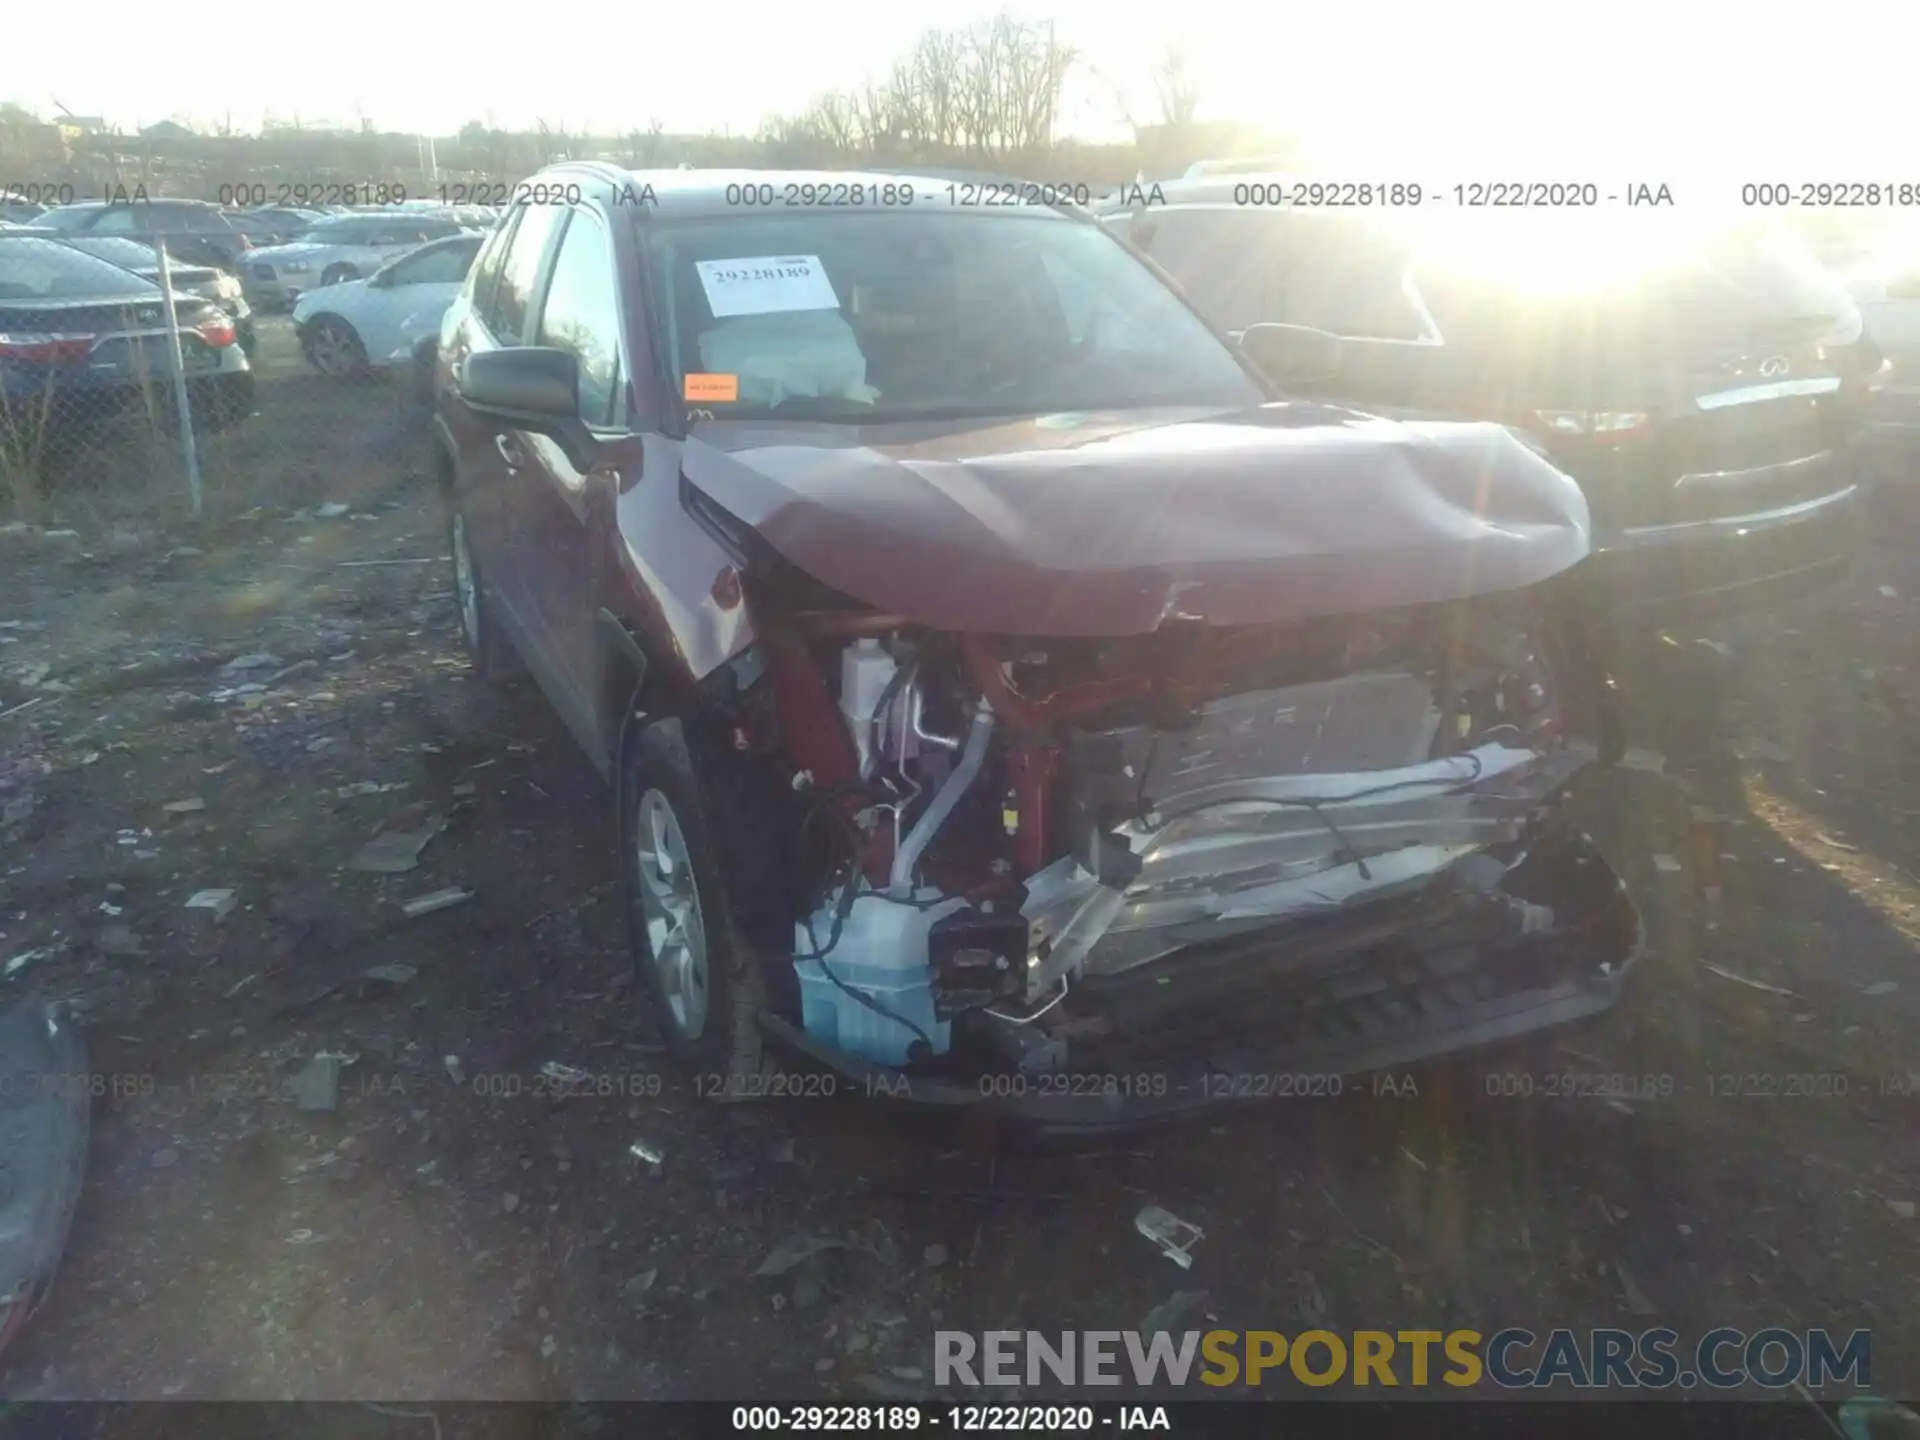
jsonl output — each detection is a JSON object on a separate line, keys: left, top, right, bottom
{"left": 140, "top": 119, "right": 196, "bottom": 141}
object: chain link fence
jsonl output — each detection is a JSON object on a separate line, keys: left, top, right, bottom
{"left": 1, "top": 197, "right": 459, "bottom": 528}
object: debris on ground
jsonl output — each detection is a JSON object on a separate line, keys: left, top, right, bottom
{"left": 347, "top": 814, "right": 446, "bottom": 874}
{"left": 1863, "top": 981, "right": 1900, "bottom": 997}
{"left": 754, "top": 1232, "right": 846, "bottom": 1277}
{"left": 1887, "top": 1201, "right": 1915, "bottom": 1221}
{"left": 1134, "top": 1205, "right": 1205, "bottom": 1269}
{"left": 361, "top": 964, "right": 417, "bottom": 988}
{"left": 1652, "top": 854, "right": 1684, "bottom": 873}
{"left": 3, "top": 948, "right": 49, "bottom": 978}
{"left": 442, "top": 1056, "right": 465, "bottom": 1085}
{"left": 398, "top": 886, "right": 472, "bottom": 919}
{"left": 161, "top": 798, "right": 207, "bottom": 815}
{"left": 287, "top": 1055, "right": 344, "bottom": 1112}
{"left": 1615, "top": 1263, "right": 1658, "bottom": 1316}
{"left": 336, "top": 781, "right": 407, "bottom": 799}
{"left": 922, "top": 1244, "right": 949, "bottom": 1269}
{"left": 628, "top": 1139, "right": 665, "bottom": 1175}
{"left": 220, "top": 653, "right": 282, "bottom": 676}
{"left": 1697, "top": 962, "right": 1799, "bottom": 998}
{"left": 184, "top": 889, "right": 237, "bottom": 921}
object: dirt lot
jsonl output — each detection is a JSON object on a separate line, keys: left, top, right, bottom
{"left": 0, "top": 318, "right": 1915, "bottom": 1405}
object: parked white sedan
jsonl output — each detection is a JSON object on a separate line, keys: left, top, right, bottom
{"left": 292, "top": 233, "right": 484, "bottom": 379}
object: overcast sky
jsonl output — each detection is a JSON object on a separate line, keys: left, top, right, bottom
{"left": 9, "top": 0, "right": 1907, "bottom": 187}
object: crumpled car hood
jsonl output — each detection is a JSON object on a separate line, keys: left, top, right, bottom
{"left": 680, "top": 405, "right": 1592, "bottom": 635}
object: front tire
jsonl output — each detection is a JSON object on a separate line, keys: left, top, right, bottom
{"left": 449, "top": 504, "right": 519, "bottom": 682}
{"left": 620, "top": 717, "right": 766, "bottom": 1080}
{"left": 304, "top": 316, "right": 368, "bottom": 379}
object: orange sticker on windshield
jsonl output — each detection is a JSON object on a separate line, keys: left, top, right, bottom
{"left": 684, "top": 373, "right": 739, "bottom": 403}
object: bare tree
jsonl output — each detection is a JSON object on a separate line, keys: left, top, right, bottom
{"left": 1153, "top": 41, "right": 1201, "bottom": 127}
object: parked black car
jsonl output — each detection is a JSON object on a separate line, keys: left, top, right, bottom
{"left": 0, "top": 232, "right": 255, "bottom": 450}
{"left": 33, "top": 198, "right": 253, "bottom": 273}
{"left": 1102, "top": 182, "right": 1874, "bottom": 627}
{"left": 19, "top": 232, "right": 256, "bottom": 355}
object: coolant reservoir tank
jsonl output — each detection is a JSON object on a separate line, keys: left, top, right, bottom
{"left": 840, "top": 637, "right": 897, "bottom": 778}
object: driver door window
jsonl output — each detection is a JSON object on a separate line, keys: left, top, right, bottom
{"left": 487, "top": 204, "right": 565, "bottom": 342}
{"left": 533, "top": 213, "right": 621, "bottom": 426}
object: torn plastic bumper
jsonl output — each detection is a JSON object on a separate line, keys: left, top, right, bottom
{"left": 760, "top": 821, "right": 1645, "bottom": 1134}
{"left": 0, "top": 998, "right": 90, "bottom": 1356}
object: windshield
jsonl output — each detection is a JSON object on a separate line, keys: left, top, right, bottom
{"left": 34, "top": 205, "right": 102, "bottom": 233}
{"left": 60, "top": 236, "right": 159, "bottom": 270}
{"left": 646, "top": 210, "right": 1262, "bottom": 421}
{"left": 0, "top": 236, "right": 162, "bottom": 299}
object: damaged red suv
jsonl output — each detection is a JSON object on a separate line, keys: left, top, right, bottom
{"left": 433, "top": 165, "right": 1644, "bottom": 1130}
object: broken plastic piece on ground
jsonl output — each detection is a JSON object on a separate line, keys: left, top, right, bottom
{"left": 347, "top": 814, "right": 446, "bottom": 874}
{"left": 4, "top": 948, "right": 49, "bottom": 978}
{"left": 361, "top": 964, "right": 417, "bottom": 987}
{"left": 753, "top": 1231, "right": 847, "bottom": 1276}
{"left": 629, "top": 1139, "right": 667, "bottom": 1175}
{"left": 1838, "top": 1397, "right": 1920, "bottom": 1440}
{"left": 443, "top": 1055, "right": 465, "bottom": 1085}
{"left": 1863, "top": 981, "right": 1900, "bottom": 997}
{"left": 1652, "top": 854, "right": 1684, "bottom": 873}
{"left": 316, "top": 503, "right": 351, "bottom": 519}
{"left": 184, "top": 888, "right": 237, "bottom": 920}
{"left": 1619, "top": 747, "right": 1667, "bottom": 774}
{"left": 0, "top": 998, "right": 90, "bottom": 1361}
{"left": 1134, "top": 1204, "right": 1204, "bottom": 1269}
{"left": 1698, "top": 961, "right": 1799, "bottom": 998}
{"left": 399, "top": 887, "right": 473, "bottom": 918}
{"left": 161, "top": 798, "right": 206, "bottom": 815}
{"left": 287, "top": 1055, "right": 344, "bottom": 1111}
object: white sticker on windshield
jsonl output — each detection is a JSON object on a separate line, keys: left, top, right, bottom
{"left": 694, "top": 255, "right": 840, "bottom": 318}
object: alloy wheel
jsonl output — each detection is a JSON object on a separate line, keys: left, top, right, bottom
{"left": 633, "top": 787, "right": 711, "bottom": 1039}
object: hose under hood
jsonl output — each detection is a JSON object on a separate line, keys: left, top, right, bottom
{"left": 889, "top": 697, "right": 995, "bottom": 897}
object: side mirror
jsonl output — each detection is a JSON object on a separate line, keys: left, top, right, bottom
{"left": 456, "top": 347, "right": 579, "bottom": 426}
{"left": 1239, "top": 322, "right": 1343, "bottom": 389}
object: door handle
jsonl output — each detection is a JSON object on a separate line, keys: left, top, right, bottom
{"left": 494, "top": 432, "right": 527, "bottom": 469}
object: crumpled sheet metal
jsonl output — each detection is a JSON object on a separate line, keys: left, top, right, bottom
{"left": 681, "top": 407, "right": 1592, "bottom": 636}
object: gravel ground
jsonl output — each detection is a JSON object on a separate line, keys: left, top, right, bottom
{"left": 0, "top": 323, "right": 1914, "bottom": 1407}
